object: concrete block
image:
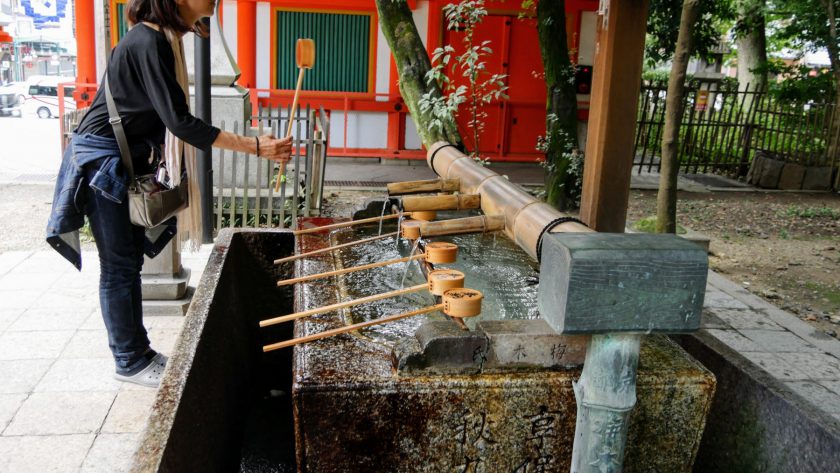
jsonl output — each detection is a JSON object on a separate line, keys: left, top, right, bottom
{"left": 778, "top": 163, "right": 806, "bottom": 190}
{"left": 538, "top": 233, "right": 708, "bottom": 334}
{"left": 477, "top": 319, "right": 587, "bottom": 371}
{"left": 0, "top": 434, "right": 95, "bottom": 473}
{"left": 141, "top": 268, "right": 190, "bottom": 300}
{"left": 0, "top": 360, "right": 54, "bottom": 393}
{"left": 711, "top": 308, "right": 783, "bottom": 330}
{"left": 738, "top": 351, "right": 808, "bottom": 381}
{"left": 704, "top": 329, "right": 763, "bottom": 352}
{"left": 758, "top": 156, "right": 784, "bottom": 188}
{"left": 81, "top": 433, "right": 140, "bottom": 473}
{"left": 781, "top": 352, "right": 840, "bottom": 380}
{"left": 0, "top": 330, "right": 75, "bottom": 360}
{"left": 739, "top": 329, "right": 821, "bottom": 353}
{"left": 394, "top": 321, "right": 487, "bottom": 375}
{"left": 784, "top": 381, "right": 840, "bottom": 414}
{"left": 5, "top": 391, "right": 116, "bottom": 435}
{"left": 746, "top": 154, "right": 764, "bottom": 185}
{"left": 802, "top": 166, "right": 833, "bottom": 190}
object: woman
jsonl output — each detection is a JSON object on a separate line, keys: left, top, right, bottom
{"left": 46, "top": 0, "right": 291, "bottom": 387}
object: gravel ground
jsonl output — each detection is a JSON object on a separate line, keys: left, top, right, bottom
{"left": 6, "top": 183, "right": 838, "bottom": 338}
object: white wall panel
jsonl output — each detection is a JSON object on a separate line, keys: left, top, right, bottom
{"left": 375, "top": 23, "right": 390, "bottom": 100}
{"left": 329, "top": 111, "right": 389, "bottom": 149}
{"left": 221, "top": 0, "right": 237, "bottom": 60}
{"left": 256, "top": 2, "right": 271, "bottom": 88}
{"left": 404, "top": 115, "right": 422, "bottom": 150}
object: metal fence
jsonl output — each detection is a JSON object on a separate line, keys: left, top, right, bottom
{"left": 634, "top": 81, "right": 840, "bottom": 185}
{"left": 214, "top": 105, "right": 329, "bottom": 230}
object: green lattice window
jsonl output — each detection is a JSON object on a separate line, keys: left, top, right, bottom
{"left": 114, "top": 1, "right": 129, "bottom": 44}
{"left": 275, "top": 10, "right": 372, "bottom": 93}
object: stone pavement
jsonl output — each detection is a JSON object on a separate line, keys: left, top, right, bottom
{"left": 0, "top": 246, "right": 211, "bottom": 473}
{"left": 2, "top": 239, "right": 840, "bottom": 471}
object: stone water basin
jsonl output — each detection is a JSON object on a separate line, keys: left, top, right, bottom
{"left": 292, "top": 212, "right": 716, "bottom": 472}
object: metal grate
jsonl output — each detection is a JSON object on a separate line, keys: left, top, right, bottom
{"left": 324, "top": 180, "right": 387, "bottom": 188}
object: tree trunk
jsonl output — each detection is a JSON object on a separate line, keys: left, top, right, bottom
{"left": 735, "top": 0, "right": 767, "bottom": 111}
{"left": 820, "top": 0, "right": 840, "bottom": 167}
{"left": 656, "top": 0, "right": 701, "bottom": 234}
{"left": 537, "top": 0, "right": 580, "bottom": 211}
{"left": 375, "top": 0, "right": 462, "bottom": 148}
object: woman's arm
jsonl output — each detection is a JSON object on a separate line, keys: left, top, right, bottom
{"left": 212, "top": 131, "right": 293, "bottom": 163}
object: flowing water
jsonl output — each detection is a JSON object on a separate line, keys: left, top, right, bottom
{"left": 330, "top": 215, "right": 540, "bottom": 344}
{"left": 377, "top": 200, "right": 388, "bottom": 236}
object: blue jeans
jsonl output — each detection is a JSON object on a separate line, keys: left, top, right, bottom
{"left": 83, "top": 163, "right": 152, "bottom": 374}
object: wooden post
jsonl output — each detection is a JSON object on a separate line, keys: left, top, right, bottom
{"left": 579, "top": 0, "right": 651, "bottom": 232}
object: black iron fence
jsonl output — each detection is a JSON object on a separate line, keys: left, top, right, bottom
{"left": 634, "top": 80, "right": 840, "bottom": 189}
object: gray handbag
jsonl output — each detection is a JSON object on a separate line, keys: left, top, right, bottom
{"left": 104, "top": 74, "right": 188, "bottom": 228}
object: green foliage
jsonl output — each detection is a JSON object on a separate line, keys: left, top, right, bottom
{"left": 768, "top": 67, "right": 836, "bottom": 103}
{"left": 770, "top": 0, "right": 840, "bottom": 60}
{"left": 419, "top": 0, "right": 508, "bottom": 161}
{"left": 646, "top": 0, "right": 734, "bottom": 66}
{"left": 782, "top": 205, "right": 840, "bottom": 219}
{"left": 633, "top": 216, "right": 687, "bottom": 234}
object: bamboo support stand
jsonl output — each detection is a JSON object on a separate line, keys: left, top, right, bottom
{"left": 263, "top": 288, "right": 482, "bottom": 351}
{"left": 401, "top": 194, "right": 480, "bottom": 212}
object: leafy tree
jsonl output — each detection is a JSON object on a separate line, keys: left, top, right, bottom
{"left": 646, "top": 0, "right": 733, "bottom": 66}
{"left": 420, "top": 0, "right": 508, "bottom": 163}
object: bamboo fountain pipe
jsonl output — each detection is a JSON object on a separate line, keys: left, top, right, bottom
{"left": 261, "top": 269, "right": 464, "bottom": 327}
{"left": 400, "top": 214, "right": 505, "bottom": 240}
{"left": 276, "top": 242, "right": 458, "bottom": 287}
{"left": 401, "top": 194, "right": 480, "bottom": 212}
{"left": 426, "top": 142, "right": 591, "bottom": 259}
{"left": 262, "top": 288, "right": 482, "bottom": 351}
{"left": 387, "top": 178, "right": 460, "bottom": 195}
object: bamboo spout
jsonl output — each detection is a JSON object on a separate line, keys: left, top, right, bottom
{"left": 387, "top": 178, "right": 460, "bottom": 195}
{"left": 401, "top": 194, "right": 480, "bottom": 212}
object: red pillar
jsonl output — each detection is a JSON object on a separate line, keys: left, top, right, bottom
{"left": 237, "top": 0, "right": 257, "bottom": 89}
{"left": 75, "top": 0, "right": 96, "bottom": 84}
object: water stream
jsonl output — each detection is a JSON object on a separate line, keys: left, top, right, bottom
{"left": 331, "top": 214, "right": 540, "bottom": 344}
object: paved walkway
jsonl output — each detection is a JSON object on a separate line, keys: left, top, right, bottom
{"left": 0, "top": 247, "right": 210, "bottom": 473}
{"left": 2, "top": 245, "right": 839, "bottom": 471}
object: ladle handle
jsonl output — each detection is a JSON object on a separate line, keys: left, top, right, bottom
{"left": 293, "top": 213, "right": 403, "bottom": 235}
{"left": 277, "top": 253, "right": 425, "bottom": 287}
{"left": 274, "top": 231, "right": 399, "bottom": 264}
{"left": 274, "top": 67, "right": 307, "bottom": 193}
{"left": 263, "top": 304, "right": 444, "bottom": 351}
{"left": 260, "top": 283, "right": 427, "bottom": 327}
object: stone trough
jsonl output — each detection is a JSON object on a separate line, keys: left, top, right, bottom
{"left": 129, "top": 219, "right": 715, "bottom": 472}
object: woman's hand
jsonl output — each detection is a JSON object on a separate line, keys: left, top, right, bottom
{"left": 257, "top": 135, "right": 293, "bottom": 163}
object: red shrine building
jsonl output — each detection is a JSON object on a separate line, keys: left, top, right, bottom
{"left": 77, "top": 0, "right": 598, "bottom": 161}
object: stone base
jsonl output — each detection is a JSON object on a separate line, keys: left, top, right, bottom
{"left": 142, "top": 287, "right": 194, "bottom": 317}
{"left": 293, "top": 224, "right": 716, "bottom": 472}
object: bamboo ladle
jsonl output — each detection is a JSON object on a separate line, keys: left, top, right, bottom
{"left": 276, "top": 242, "right": 458, "bottom": 287}
{"left": 273, "top": 38, "right": 315, "bottom": 193}
{"left": 262, "top": 288, "right": 483, "bottom": 351}
{"left": 261, "top": 269, "right": 465, "bottom": 327}
{"left": 292, "top": 212, "right": 422, "bottom": 236}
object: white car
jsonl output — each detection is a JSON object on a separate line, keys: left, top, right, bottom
{"left": 20, "top": 76, "right": 77, "bottom": 119}
{"left": 0, "top": 82, "right": 26, "bottom": 117}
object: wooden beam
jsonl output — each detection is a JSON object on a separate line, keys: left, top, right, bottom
{"left": 579, "top": 0, "right": 650, "bottom": 233}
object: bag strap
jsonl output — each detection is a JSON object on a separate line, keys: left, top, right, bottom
{"left": 103, "top": 73, "right": 136, "bottom": 185}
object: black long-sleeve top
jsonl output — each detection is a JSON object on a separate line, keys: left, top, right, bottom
{"left": 76, "top": 23, "right": 221, "bottom": 162}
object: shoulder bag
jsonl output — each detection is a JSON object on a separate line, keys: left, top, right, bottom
{"left": 104, "top": 74, "right": 188, "bottom": 228}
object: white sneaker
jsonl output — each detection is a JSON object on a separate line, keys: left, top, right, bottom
{"left": 114, "top": 353, "right": 168, "bottom": 388}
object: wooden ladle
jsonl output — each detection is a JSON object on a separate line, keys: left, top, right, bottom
{"left": 262, "top": 288, "right": 483, "bottom": 351}
{"left": 260, "top": 269, "right": 465, "bottom": 327}
{"left": 274, "top": 38, "right": 315, "bottom": 192}
{"left": 276, "top": 242, "right": 458, "bottom": 287}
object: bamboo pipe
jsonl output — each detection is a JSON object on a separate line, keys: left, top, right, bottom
{"left": 276, "top": 242, "right": 458, "bottom": 286}
{"left": 419, "top": 215, "right": 506, "bottom": 237}
{"left": 387, "top": 178, "right": 461, "bottom": 196}
{"left": 263, "top": 288, "right": 483, "bottom": 351}
{"left": 427, "top": 142, "right": 591, "bottom": 260}
{"left": 274, "top": 38, "right": 316, "bottom": 192}
{"left": 401, "top": 194, "right": 480, "bottom": 212}
{"left": 274, "top": 231, "right": 399, "bottom": 264}
{"left": 260, "top": 269, "right": 464, "bottom": 327}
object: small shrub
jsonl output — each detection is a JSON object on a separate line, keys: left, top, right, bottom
{"left": 633, "top": 216, "right": 687, "bottom": 235}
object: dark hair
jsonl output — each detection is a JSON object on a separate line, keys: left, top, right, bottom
{"left": 126, "top": 0, "right": 209, "bottom": 37}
